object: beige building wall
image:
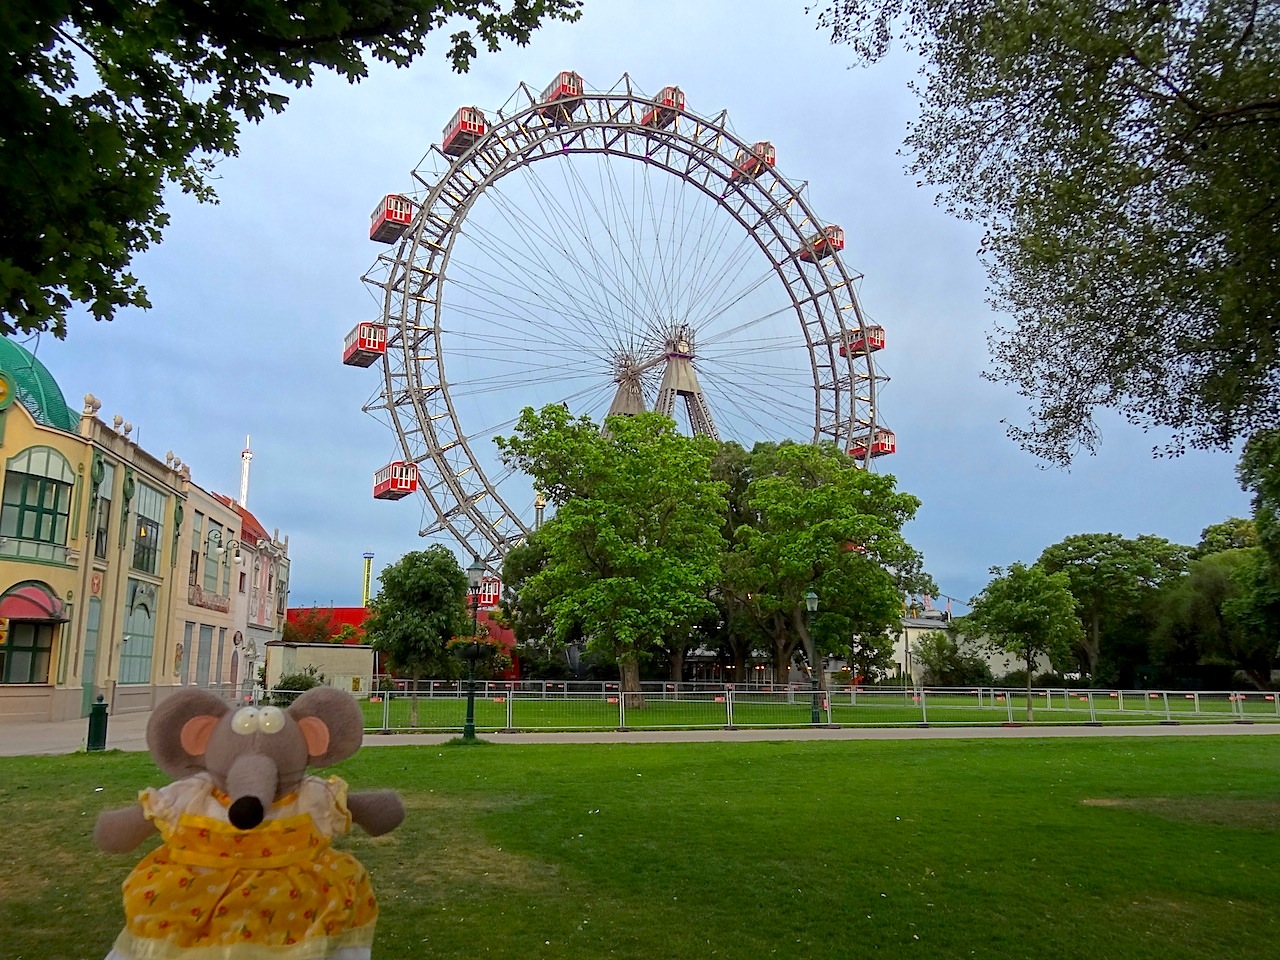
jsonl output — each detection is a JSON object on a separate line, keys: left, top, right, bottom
{"left": 172, "top": 485, "right": 242, "bottom": 701}
{"left": 78, "top": 408, "right": 188, "bottom": 717}
{"left": 892, "top": 614, "right": 1051, "bottom": 685}
{"left": 263, "top": 642, "right": 374, "bottom": 699}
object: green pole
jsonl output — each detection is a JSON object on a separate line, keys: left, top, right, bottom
{"left": 463, "top": 593, "right": 478, "bottom": 740}
{"left": 87, "top": 695, "right": 108, "bottom": 751}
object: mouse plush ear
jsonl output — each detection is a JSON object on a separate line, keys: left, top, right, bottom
{"left": 288, "top": 687, "right": 364, "bottom": 767}
{"left": 147, "top": 689, "right": 230, "bottom": 778}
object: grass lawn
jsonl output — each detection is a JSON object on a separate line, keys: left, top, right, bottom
{"left": 3, "top": 736, "right": 1278, "bottom": 959}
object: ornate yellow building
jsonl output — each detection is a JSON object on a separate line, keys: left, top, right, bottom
{"left": 0, "top": 340, "right": 288, "bottom": 722}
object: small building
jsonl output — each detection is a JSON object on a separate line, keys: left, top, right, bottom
{"left": 263, "top": 641, "right": 375, "bottom": 699}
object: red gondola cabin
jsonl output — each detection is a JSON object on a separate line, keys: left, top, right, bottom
{"left": 373, "top": 462, "right": 418, "bottom": 500}
{"left": 537, "top": 71, "right": 584, "bottom": 120}
{"left": 848, "top": 428, "right": 896, "bottom": 460}
{"left": 343, "top": 322, "right": 387, "bottom": 368}
{"left": 442, "top": 107, "right": 487, "bottom": 157}
{"left": 798, "top": 225, "right": 845, "bottom": 263}
{"left": 641, "top": 86, "right": 684, "bottom": 128}
{"left": 730, "top": 141, "right": 776, "bottom": 181}
{"left": 839, "top": 325, "right": 886, "bottom": 356}
{"left": 369, "top": 195, "right": 414, "bottom": 243}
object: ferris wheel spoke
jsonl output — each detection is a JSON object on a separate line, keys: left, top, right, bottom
{"left": 443, "top": 267, "right": 605, "bottom": 344}
{"left": 449, "top": 197, "right": 631, "bottom": 352}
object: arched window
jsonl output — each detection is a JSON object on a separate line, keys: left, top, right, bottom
{"left": 2, "top": 447, "right": 76, "bottom": 562}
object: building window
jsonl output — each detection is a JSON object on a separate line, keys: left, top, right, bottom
{"left": 204, "top": 526, "right": 224, "bottom": 593}
{"left": 190, "top": 512, "right": 203, "bottom": 586}
{"left": 1, "top": 447, "right": 75, "bottom": 559}
{"left": 94, "top": 462, "right": 115, "bottom": 560}
{"left": 1, "top": 622, "right": 55, "bottom": 684}
{"left": 131, "top": 483, "right": 165, "bottom": 575}
{"left": 239, "top": 571, "right": 247, "bottom": 594}
{"left": 119, "top": 579, "right": 157, "bottom": 684}
{"left": 195, "top": 624, "right": 214, "bottom": 687}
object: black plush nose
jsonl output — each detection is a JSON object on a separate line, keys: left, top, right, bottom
{"left": 229, "top": 796, "right": 264, "bottom": 830}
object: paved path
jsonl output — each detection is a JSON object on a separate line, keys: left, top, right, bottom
{"left": 3, "top": 710, "right": 1278, "bottom": 757}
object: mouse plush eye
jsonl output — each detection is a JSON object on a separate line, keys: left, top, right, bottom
{"left": 258, "top": 707, "right": 286, "bottom": 734}
{"left": 231, "top": 707, "right": 260, "bottom": 735}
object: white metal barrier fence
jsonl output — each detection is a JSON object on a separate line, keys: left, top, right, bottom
{"left": 256, "top": 683, "right": 1280, "bottom": 733}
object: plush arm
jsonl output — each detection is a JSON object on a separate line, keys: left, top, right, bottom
{"left": 94, "top": 805, "right": 156, "bottom": 853}
{"left": 347, "top": 790, "right": 405, "bottom": 837}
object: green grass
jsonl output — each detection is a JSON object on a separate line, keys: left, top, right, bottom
{"left": 4, "top": 737, "right": 1279, "bottom": 959}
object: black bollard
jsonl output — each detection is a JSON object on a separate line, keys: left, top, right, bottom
{"left": 87, "top": 694, "right": 108, "bottom": 751}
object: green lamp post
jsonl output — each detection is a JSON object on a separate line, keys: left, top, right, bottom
{"left": 804, "top": 589, "right": 821, "bottom": 724}
{"left": 462, "top": 555, "right": 485, "bottom": 741}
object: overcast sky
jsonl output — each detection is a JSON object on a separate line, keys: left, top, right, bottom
{"left": 25, "top": 1, "right": 1251, "bottom": 610}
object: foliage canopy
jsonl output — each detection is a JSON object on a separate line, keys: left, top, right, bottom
{"left": 2, "top": 0, "right": 581, "bottom": 338}
{"left": 1037, "top": 532, "right": 1188, "bottom": 680}
{"left": 363, "top": 545, "right": 469, "bottom": 682}
{"left": 497, "top": 407, "right": 728, "bottom": 694}
{"left": 964, "top": 562, "right": 1082, "bottom": 718}
{"left": 814, "top": 0, "right": 1280, "bottom": 463}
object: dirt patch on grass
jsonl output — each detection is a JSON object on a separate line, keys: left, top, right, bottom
{"left": 367, "top": 793, "right": 561, "bottom": 904}
{"left": 1082, "top": 796, "right": 1280, "bottom": 829}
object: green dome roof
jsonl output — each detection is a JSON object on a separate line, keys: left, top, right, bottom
{"left": 0, "top": 339, "right": 78, "bottom": 432}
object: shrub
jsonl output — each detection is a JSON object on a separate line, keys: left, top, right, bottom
{"left": 271, "top": 665, "right": 327, "bottom": 705}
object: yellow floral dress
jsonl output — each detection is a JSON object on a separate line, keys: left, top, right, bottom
{"left": 105, "top": 773, "right": 379, "bottom": 960}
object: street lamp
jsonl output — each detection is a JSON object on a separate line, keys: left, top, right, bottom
{"left": 207, "top": 530, "right": 243, "bottom": 564}
{"left": 804, "top": 589, "right": 821, "bottom": 724}
{"left": 462, "top": 554, "right": 485, "bottom": 741}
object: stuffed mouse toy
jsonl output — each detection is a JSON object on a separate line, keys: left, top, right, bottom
{"left": 94, "top": 686, "right": 405, "bottom": 960}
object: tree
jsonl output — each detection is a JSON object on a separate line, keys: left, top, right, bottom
{"left": 2, "top": 0, "right": 581, "bottom": 338}
{"left": 814, "top": 1, "right": 1280, "bottom": 463}
{"left": 1237, "top": 428, "right": 1280, "bottom": 569}
{"left": 1152, "top": 548, "right": 1279, "bottom": 689}
{"left": 282, "top": 607, "right": 341, "bottom": 645}
{"left": 964, "top": 563, "right": 1082, "bottom": 720}
{"left": 1192, "top": 518, "right": 1258, "bottom": 559}
{"left": 362, "top": 546, "right": 468, "bottom": 724}
{"left": 723, "top": 441, "right": 929, "bottom": 685}
{"left": 1036, "top": 533, "right": 1189, "bottom": 682}
{"left": 911, "top": 630, "right": 994, "bottom": 687}
{"left": 496, "top": 406, "right": 728, "bottom": 703}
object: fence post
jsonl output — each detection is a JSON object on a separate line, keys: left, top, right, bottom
{"left": 1087, "top": 690, "right": 1097, "bottom": 724}
{"left": 506, "top": 689, "right": 514, "bottom": 730}
{"left": 726, "top": 688, "right": 734, "bottom": 728}
{"left": 919, "top": 689, "right": 928, "bottom": 725}
{"left": 618, "top": 691, "right": 626, "bottom": 730}
{"left": 1006, "top": 693, "right": 1014, "bottom": 723}
{"left": 381, "top": 693, "right": 390, "bottom": 733}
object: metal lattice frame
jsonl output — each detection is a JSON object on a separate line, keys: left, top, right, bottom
{"left": 361, "top": 75, "right": 885, "bottom": 567}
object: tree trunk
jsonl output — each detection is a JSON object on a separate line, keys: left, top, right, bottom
{"left": 669, "top": 646, "right": 685, "bottom": 683}
{"left": 619, "top": 658, "right": 645, "bottom": 710}
{"left": 1025, "top": 649, "right": 1035, "bottom": 722}
{"left": 1086, "top": 609, "right": 1101, "bottom": 678}
{"left": 410, "top": 674, "right": 420, "bottom": 728}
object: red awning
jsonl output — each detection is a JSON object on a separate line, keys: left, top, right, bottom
{"left": 0, "top": 582, "right": 68, "bottom": 621}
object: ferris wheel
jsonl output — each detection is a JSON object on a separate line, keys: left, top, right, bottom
{"left": 348, "top": 73, "right": 893, "bottom": 568}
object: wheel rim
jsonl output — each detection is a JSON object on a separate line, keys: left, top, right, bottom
{"left": 361, "top": 76, "right": 885, "bottom": 565}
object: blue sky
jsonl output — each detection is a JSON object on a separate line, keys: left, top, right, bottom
{"left": 24, "top": 1, "right": 1251, "bottom": 609}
